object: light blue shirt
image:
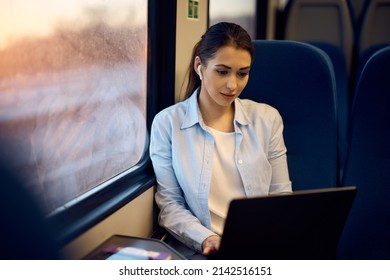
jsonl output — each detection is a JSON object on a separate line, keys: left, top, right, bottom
{"left": 150, "top": 90, "right": 292, "bottom": 252}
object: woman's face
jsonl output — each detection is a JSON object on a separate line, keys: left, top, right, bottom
{"left": 197, "top": 45, "right": 252, "bottom": 108}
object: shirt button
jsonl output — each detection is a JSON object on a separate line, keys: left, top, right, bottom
{"left": 238, "top": 159, "right": 243, "bottom": 164}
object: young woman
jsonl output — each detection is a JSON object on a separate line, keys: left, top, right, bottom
{"left": 150, "top": 22, "right": 292, "bottom": 257}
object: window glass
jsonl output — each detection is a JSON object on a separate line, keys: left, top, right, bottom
{"left": 209, "top": 0, "right": 257, "bottom": 39}
{"left": 0, "top": 0, "right": 148, "bottom": 214}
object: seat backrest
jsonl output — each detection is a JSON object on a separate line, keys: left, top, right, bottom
{"left": 338, "top": 46, "right": 390, "bottom": 259}
{"left": 307, "top": 42, "right": 350, "bottom": 175}
{"left": 358, "top": 0, "right": 390, "bottom": 57}
{"left": 355, "top": 0, "right": 390, "bottom": 80}
{"left": 284, "top": 0, "right": 354, "bottom": 72}
{"left": 240, "top": 40, "right": 338, "bottom": 190}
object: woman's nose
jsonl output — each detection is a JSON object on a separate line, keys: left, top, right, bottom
{"left": 226, "top": 75, "right": 237, "bottom": 91}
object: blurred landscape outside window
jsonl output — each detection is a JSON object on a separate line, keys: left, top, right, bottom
{"left": 0, "top": 0, "right": 148, "bottom": 214}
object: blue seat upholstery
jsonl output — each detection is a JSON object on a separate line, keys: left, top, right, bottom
{"left": 356, "top": 44, "right": 390, "bottom": 79}
{"left": 307, "top": 42, "right": 350, "bottom": 177}
{"left": 282, "top": 1, "right": 354, "bottom": 172}
{"left": 337, "top": 46, "right": 390, "bottom": 259}
{"left": 240, "top": 40, "right": 338, "bottom": 190}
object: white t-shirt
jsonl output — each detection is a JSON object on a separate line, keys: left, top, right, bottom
{"left": 207, "top": 126, "right": 246, "bottom": 235}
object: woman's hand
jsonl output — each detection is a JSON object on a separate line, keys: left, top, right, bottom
{"left": 202, "top": 235, "right": 221, "bottom": 255}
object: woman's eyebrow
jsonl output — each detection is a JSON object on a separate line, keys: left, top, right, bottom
{"left": 215, "top": 64, "right": 251, "bottom": 70}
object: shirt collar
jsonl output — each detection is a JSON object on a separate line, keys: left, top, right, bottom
{"left": 234, "top": 98, "right": 251, "bottom": 126}
{"left": 181, "top": 88, "right": 202, "bottom": 129}
{"left": 181, "top": 88, "right": 251, "bottom": 129}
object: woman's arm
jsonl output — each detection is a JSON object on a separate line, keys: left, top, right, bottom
{"left": 150, "top": 113, "right": 215, "bottom": 252}
{"left": 268, "top": 112, "right": 292, "bottom": 194}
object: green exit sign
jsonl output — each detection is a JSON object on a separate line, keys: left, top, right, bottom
{"left": 188, "top": 0, "right": 199, "bottom": 20}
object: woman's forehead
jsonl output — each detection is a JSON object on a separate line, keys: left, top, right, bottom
{"left": 208, "top": 45, "right": 252, "bottom": 68}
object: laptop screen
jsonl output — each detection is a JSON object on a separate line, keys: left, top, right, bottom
{"left": 214, "top": 186, "right": 357, "bottom": 260}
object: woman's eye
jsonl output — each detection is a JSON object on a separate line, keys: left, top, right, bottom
{"left": 215, "top": 70, "right": 249, "bottom": 78}
{"left": 216, "top": 70, "right": 228, "bottom": 76}
{"left": 238, "top": 72, "right": 249, "bottom": 78}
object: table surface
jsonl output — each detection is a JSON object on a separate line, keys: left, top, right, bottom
{"left": 83, "top": 234, "right": 186, "bottom": 260}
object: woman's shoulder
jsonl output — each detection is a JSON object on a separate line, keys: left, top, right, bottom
{"left": 152, "top": 98, "right": 190, "bottom": 126}
{"left": 237, "top": 98, "right": 281, "bottom": 118}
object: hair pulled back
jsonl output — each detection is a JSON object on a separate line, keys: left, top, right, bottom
{"left": 184, "top": 22, "right": 254, "bottom": 99}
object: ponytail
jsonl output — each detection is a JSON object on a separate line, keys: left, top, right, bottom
{"left": 184, "top": 41, "right": 202, "bottom": 99}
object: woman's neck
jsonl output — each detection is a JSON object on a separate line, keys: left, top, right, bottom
{"left": 198, "top": 93, "right": 235, "bottom": 133}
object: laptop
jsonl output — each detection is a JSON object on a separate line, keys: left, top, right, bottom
{"left": 210, "top": 186, "right": 357, "bottom": 260}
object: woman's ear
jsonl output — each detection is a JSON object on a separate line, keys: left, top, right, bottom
{"left": 194, "top": 56, "right": 202, "bottom": 80}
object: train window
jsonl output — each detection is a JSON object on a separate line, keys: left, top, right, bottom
{"left": 209, "top": 0, "right": 257, "bottom": 39}
{"left": 0, "top": 0, "right": 148, "bottom": 215}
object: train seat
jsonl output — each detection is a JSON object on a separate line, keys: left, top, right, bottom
{"left": 305, "top": 41, "right": 350, "bottom": 177}
{"left": 355, "top": 0, "right": 390, "bottom": 79}
{"left": 337, "top": 46, "right": 390, "bottom": 259}
{"left": 283, "top": 0, "right": 355, "bottom": 73}
{"left": 240, "top": 40, "right": 338, "bottom": 190}
{"left": 282, "top": 0, "right": 354, "bottom": 171}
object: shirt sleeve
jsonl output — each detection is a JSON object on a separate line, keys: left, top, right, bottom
{"left": 268, "top": 111, "right": 292, "bottom": 194}
{"left": 149, "top": 113, "right": 215, "bottom": 252}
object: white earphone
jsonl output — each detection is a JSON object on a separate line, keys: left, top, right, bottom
{"left": 197, "top": 65, "right": 203, "bottom": 80}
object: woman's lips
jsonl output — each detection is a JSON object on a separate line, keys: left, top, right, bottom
{"left": 220, "top": 92, "right": 235, "bottom": 99}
